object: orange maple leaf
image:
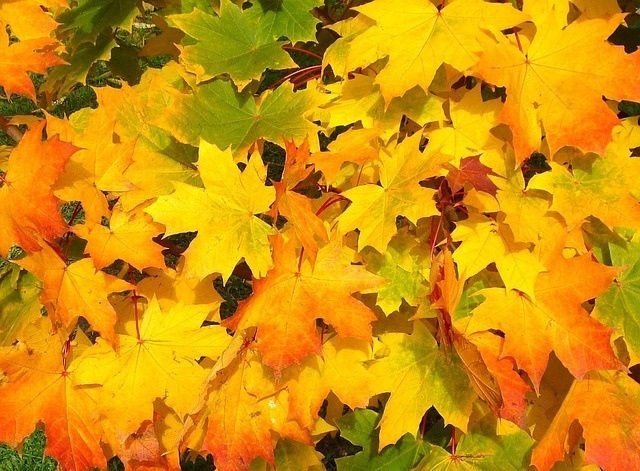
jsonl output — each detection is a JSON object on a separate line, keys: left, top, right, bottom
{"left": 0, "top": 0, "right": 66, "bottom": 40}
{"left": 267, "top": 138, "right": 328, "bottom": 264}
{"left": 467, "top": 252, "right": 623, "bottom": 390}
{"left": 17, "top": 239, "right": 133, "bottom": 345}
{"left": 198, "top": 349, "right": 309, "bottom": 471}
{"left": 225, "top": 234, "right": 386, "bottom": 375}
{"left": 0, "top": 328, "right": 106, "bottom": 471}
{"left": 474, "top": 13, "right": 640, "bottom": 161}
{"left": 0, "top": 28, "right": 65, "bottom": 101}
{"left": 532, "top": 370, "right": 640, "bottom": 471}
{"left": 0, "top": 121, "right": 76, "bottom": 256}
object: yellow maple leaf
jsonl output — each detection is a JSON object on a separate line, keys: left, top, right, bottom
{"left": 146, "top": 141, "right": 276, "bottom": 281}
{"left": 73, "top": 205, "right": 165, "bottom": 271}
{"left": 73, "top": 296, "right": 231, "bottom": 437}
{"left": 451, "top": 213, "right": 546, "bottom": 298}
{"left": 325, "top": 0, "right": 527, "bottom": 103}
{"left": 338, "top": 132, "right": 446, "bottom": 253}
{"left": 17, "top": 238, "right": 132, "bottom": 345}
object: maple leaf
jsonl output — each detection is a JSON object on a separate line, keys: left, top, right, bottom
{"left": 426, "top": 86, "right": 504, "bottom": 169}
{"left": 0, "top": 28, "right": 66, "bottom": 101}
{"left": 0, "top": 329, "right": 106, "bottom": 471}
{"left": 325, "top": 0, "right": 528, "bottom": 102}
{"left": 0, "top": 263, "right": 43, "bottom": 347}
{"left": 360, "top": 229, "right": 430, "bottom": 315}
{"left": 17, "top": 239, "right": 133, "bottom": 345}
{"left": 0, "top": 0, "right": 65, "bottom": 40}
{"left": 416, "top": 411, "right": 534, "bottom": 470}
{"left": 368, "top": 321, "right": 477, "bottom": 449}
{"left": 46, "top": 110, "right": 136, "bottom": 225}
{"left": 56, "top": 0, "right": 139, "bottom": 49}
{"left": 197, "top": 349, "right": 306, "bottom": 471}
{"left": 469, "top": 332, "right": 531, "bottom": 427}
{"left": 272, "top": 438, "right": 324, "bottom": 471}
{"left": 252, "top": 0, "right": 323, "bottom": 43}
{"left": 268, "top": 138, "right": 328, "bottom": 264}
{"left": 320, "top": 336, "right": 376, "bottom": 410}
{"left": 528, "top": 152, "right": 640, "bottom": 232}
{"left": 309, "top": 127, "right": 380, "bottom": 185}
{"left": 169, "top": 2, "right": 296, "bottom": 88}
{"left": 40, "top": 31, "right": 118, "bottom": 99}
{"left": 136, "top": 263, "right": 223, "bottom": 320}
{"left": 337, "top": 132, "right": 446, "bottom": 253}
{"left": 154, "top": 79, "right": 319, "bottom": 152}
{"left": 431, "top": 247, "right": 529, "bottom": 425}
{"left": 467, "top": 252, "right": 623, "bottom": 390}
{"left": 73, "top": 206, "right": 165, "bottom": 271}
{"left": 532, "top": 371, "right": 640, "bottom": 471}
{"left": 473, "top": 13, "right": 640, "bottom": 161}
{"left": 494, "top": 163, "right": 553, "bottom": 246}
{"left": 593, "top": 232, "right": 640, "bottom": 366}
{"left": 146, "top": 141, "right": 276, "bottom": 281}
{"left": 0, "top": 121, "right": 77, "bottom": 257}
{"left": 451, "top": 213, "right": 545, "bottom": 297}
{"left": 225, "top": 234, "right": 385, "bottom": 375}
{"left": 314, "top": 74, "right": 446, "bottom": 137}
{"left": 335, "top": 409, "right": 428, "bottom": 471}
{"left": 73, "top": 296, "right": 231, "bottom": 437}
{"left": 139, "top": 14, "right": 183, "bottom": 60}
{"left": 446, "top": 155, "right": 499, "bottom": 196}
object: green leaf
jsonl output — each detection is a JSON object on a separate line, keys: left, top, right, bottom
{"left": 252, "top": 0, "right": 324, "bottom": 43}
{"left": 155, "top": 79, "right": 318, "bottom": 151}
{"left": 368, "top": 322, "right": 477, "bottom": 449}
{"left": 56, "top": 0, "right": 139, "bottom": 49}
{"left": 170, "top": 2, "right": 296, "bottom": 87}
{"left": 335, "top": 409, "right": 429, "bottom": 471}
{"left": 361, "top": 229, "right": 429, "bottom": 315}
{"left": 42, "top": 31, "right": 117, "bottom": 97}
{"left": 0, "top": 263, "right": 42, "bottom": 347}
{"left": 594, "top": 232, "right": 640, "bottom": 365}
{"left": 273, "top": 438, "right": 324, "bottom": 470}
{"left": 415, "top": 412, "right": 534, "bottom": 470}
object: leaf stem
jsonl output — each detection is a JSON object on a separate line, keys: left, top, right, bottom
{"left": 282, "top": 45, "right": 323, "bottom": 60}
{"left": 268, "top": 65, "right": 322, "bottom": 90}
{"left": 513, "top": 27, "right": 523, "bottom": 53}
{"left": 128, "top": 268, "right": 142, "bottom": 343}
